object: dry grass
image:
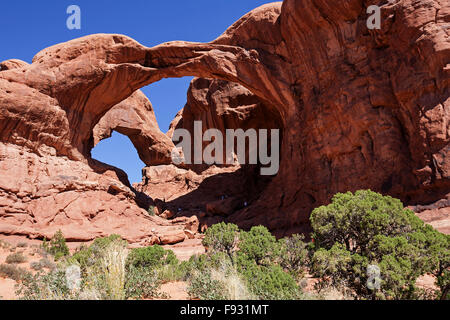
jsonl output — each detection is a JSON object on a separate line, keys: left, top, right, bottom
{"left": 0, "top": 264, "right": 30, "bottom": 281}
{"left": 5, "top": 252, "right": 27, "bottom": 264}
{"left": 99, "top": 241, "right": 128, "bottom": 300}
{"left": 210, "top": 267, "right": 254, "bottom": 300}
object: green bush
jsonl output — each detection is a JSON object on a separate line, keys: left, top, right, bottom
{"left": 245, "top": 264, "right": 300, "bottom": 300}
{"left": 91, "top": 235, "right": 127, "bottom": 256}
{"left": 125, "top": 266, "right": 162, "bottom": 299}
{"left": 43, "top": 230, "right": 69, "bottom": 261}
{"left": 239, "top": 226, "right": 278, "bottom": 266}
{"left": 127, "top": 245, "right": 178, "bottom": 269}
{"left": 310, "top": 190, "right": 450, "bottom": 300}
{"left": 69, "top": 235, "right": 127, "bottom": 271}
{"left": 278, "top": 234, "right": 309, "bottom": 279}
{"left": 202, "top": 223, "right": 239, "bottom": 259}
{"left": 147, "top": 206, "right": 156, "bottom": 216}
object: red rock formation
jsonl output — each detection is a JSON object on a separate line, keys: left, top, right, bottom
{"left": 93, "top": 90, "right": 175, "bottom": 166}
{"left": 168, "top": 78, "right": 283, "bottom": 171}
{"left": 0, "top": 0, "right": 449, "bottom": 241}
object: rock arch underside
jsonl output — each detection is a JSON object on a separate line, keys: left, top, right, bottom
{"left": 0, "top": 0, "right": 449, "bottom": 245}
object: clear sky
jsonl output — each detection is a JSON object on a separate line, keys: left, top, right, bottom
{"left": 0, "top": 0, "right": 277, "bottom": 183}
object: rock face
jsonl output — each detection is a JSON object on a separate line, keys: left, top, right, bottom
{"left": 0, "top": 61, "right": 190, "bottom": 244}
{"left": 168, "top": 78, "right": 283, "bottom": 171}
{"left": 0, "top": 0, "right": 449, "bottom": 242}
{"left": 93, "top": 90, "right": 175, "bottom": 166}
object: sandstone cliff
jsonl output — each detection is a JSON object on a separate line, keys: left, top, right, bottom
{"left": 0, "top": 0, "right": 448, "bottom": 241}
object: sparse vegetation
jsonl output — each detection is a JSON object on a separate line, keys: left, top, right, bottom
{"left": 147, "top": 205, "right": 156, "bottom": 216}
{"left": 187, "top": 270, "right": 227, "bottom": 300}
{"left": 6, "top": 252, "right": 27, "bottom": 264}
{"left": 0, "top": 264, "right": 30, "bottom": 281}
{"left": 6, "top": 190, "right": 448, "bottom": 301}
{"left": 127, "top": 245, "right": 178, "bottom": 269}
{"left": 42, "top": 230, "right": 70, "bottom": 261}
{"left": 310, "top": 190, "right": 450, "bottom": 300}
{"left": 125, "top": 266, "right": 162, "bottom": 299}
{"left": 195, "top": 224, "right": 306, "bottom": 300}
{"left": 16, "top": 269, "right": 80, "bottom": 300}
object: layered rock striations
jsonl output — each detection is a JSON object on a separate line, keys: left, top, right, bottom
{"left": 0, "top": 0, "right": 448, "bottom": 241}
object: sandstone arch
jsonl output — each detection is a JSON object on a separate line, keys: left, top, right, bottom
{"left": 0, "top": 0, "right": 449, "bottom": 241}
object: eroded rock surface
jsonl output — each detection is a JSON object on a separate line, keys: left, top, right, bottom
{"left": 0, "top": 0, "right": 449, "bottom": 242}
{"left": 93, "top": 90, "right": 175, "bottom": 166}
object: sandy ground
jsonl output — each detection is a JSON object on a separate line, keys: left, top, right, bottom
{"left": 0, "top": 237, "right": 55, "bottom": 300}
{"left": 0, "top": 278, "right": 16, "bottom": 300}
{"left": 159, "top": 282, "right": 189, "bottom": 300}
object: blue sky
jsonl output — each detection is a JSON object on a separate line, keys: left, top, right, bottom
{"left": 0, "top": 0, "right": 276, "bottom": 183}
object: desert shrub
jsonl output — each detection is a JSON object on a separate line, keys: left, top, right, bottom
{"left": 39, "top": 258, "right": 56, "bottom": 270}
{"left": 32, "top": 245, "right": 49, "bottom": 259}
{"left": 69, "top": 235, "right": 126, "bottom": 271}
{"left": 182, "top": 252, "right": 254, "bottom": 300}
{"left": 202, "top": 222, "right": 239, "bottom": 259}
{"left": 310, "top": 243, "right": 355, "bottom": 295}
{"left": 18, "top": 236, "right": 129, "bottom": 300}
{"left": 43, "top": 230, "right": 69, "bottom": 261}
{"left": 82, "top": 238, "right": 128, "bottom": 300}
{"left": 177, "top": 254, "right": 210, "bottom": 280}
{"left": 0, "top": 264, "right": 30, "bottom": 281}
{"left": 16, "top": 268, "right": 81, "bottom": 300}
{"left": 100, "top": 240, "right": 128, "bottom": 300}
{"left": 69, "top": 245, "right": 95, "bottom": 271}
{"left": 214, "top": 270, "right": 253, "bottom": 300}
{"left": 179, "top": 252, "right": 233, "bottom": 281}
{"left": 125, "top": 266, "right": 162, "bottom": 299}
{"left": 187, "top": 257, "right": 254, "bottom": 300}
{"left": 30, "top": 261, "right": 43, "bottom": 271}
{"left": 127, "top": 245, "right": 178, "bottom": 269}
{"left": 187, "top": 270, "right": 227, "bottom": 300}
{"left": 253, "top": 266, "right": 301, "bottom": 300}
{"left": 125, "top": 245, "right": 184, "bottom": 284}
{"left": 240, "top": 259, "right": 300, "bottom": 300}
{"left": 156, "top": 263, "right": 185, "bottom": 283}
{"left": 418, "top": 226, "right": 449, "bottom": 300}
{"left": 90, "top": 235, "right": 127, "bottom": 258}
{"left": 16, "top": 242, "right": 28, "bottom": 248}
{"left": 147, "top": 206, "right": 156, "bottom": 216}
{"left": 29, "top": 258, "right": 56, "bottom": 272}
{"left": 6, "top": 252, "right": 27, "bottom": 264}
{"left": 310, "top": 190, "right": 450, "bottom": 300}
{"left": 195, "top": 223, "right": 305, "bottom": 300}
{"left": 278, "top": 234, "right": 310, "bottom": 280}
{"left": 239, "top": 226, "right": 278, "bottom": 266}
